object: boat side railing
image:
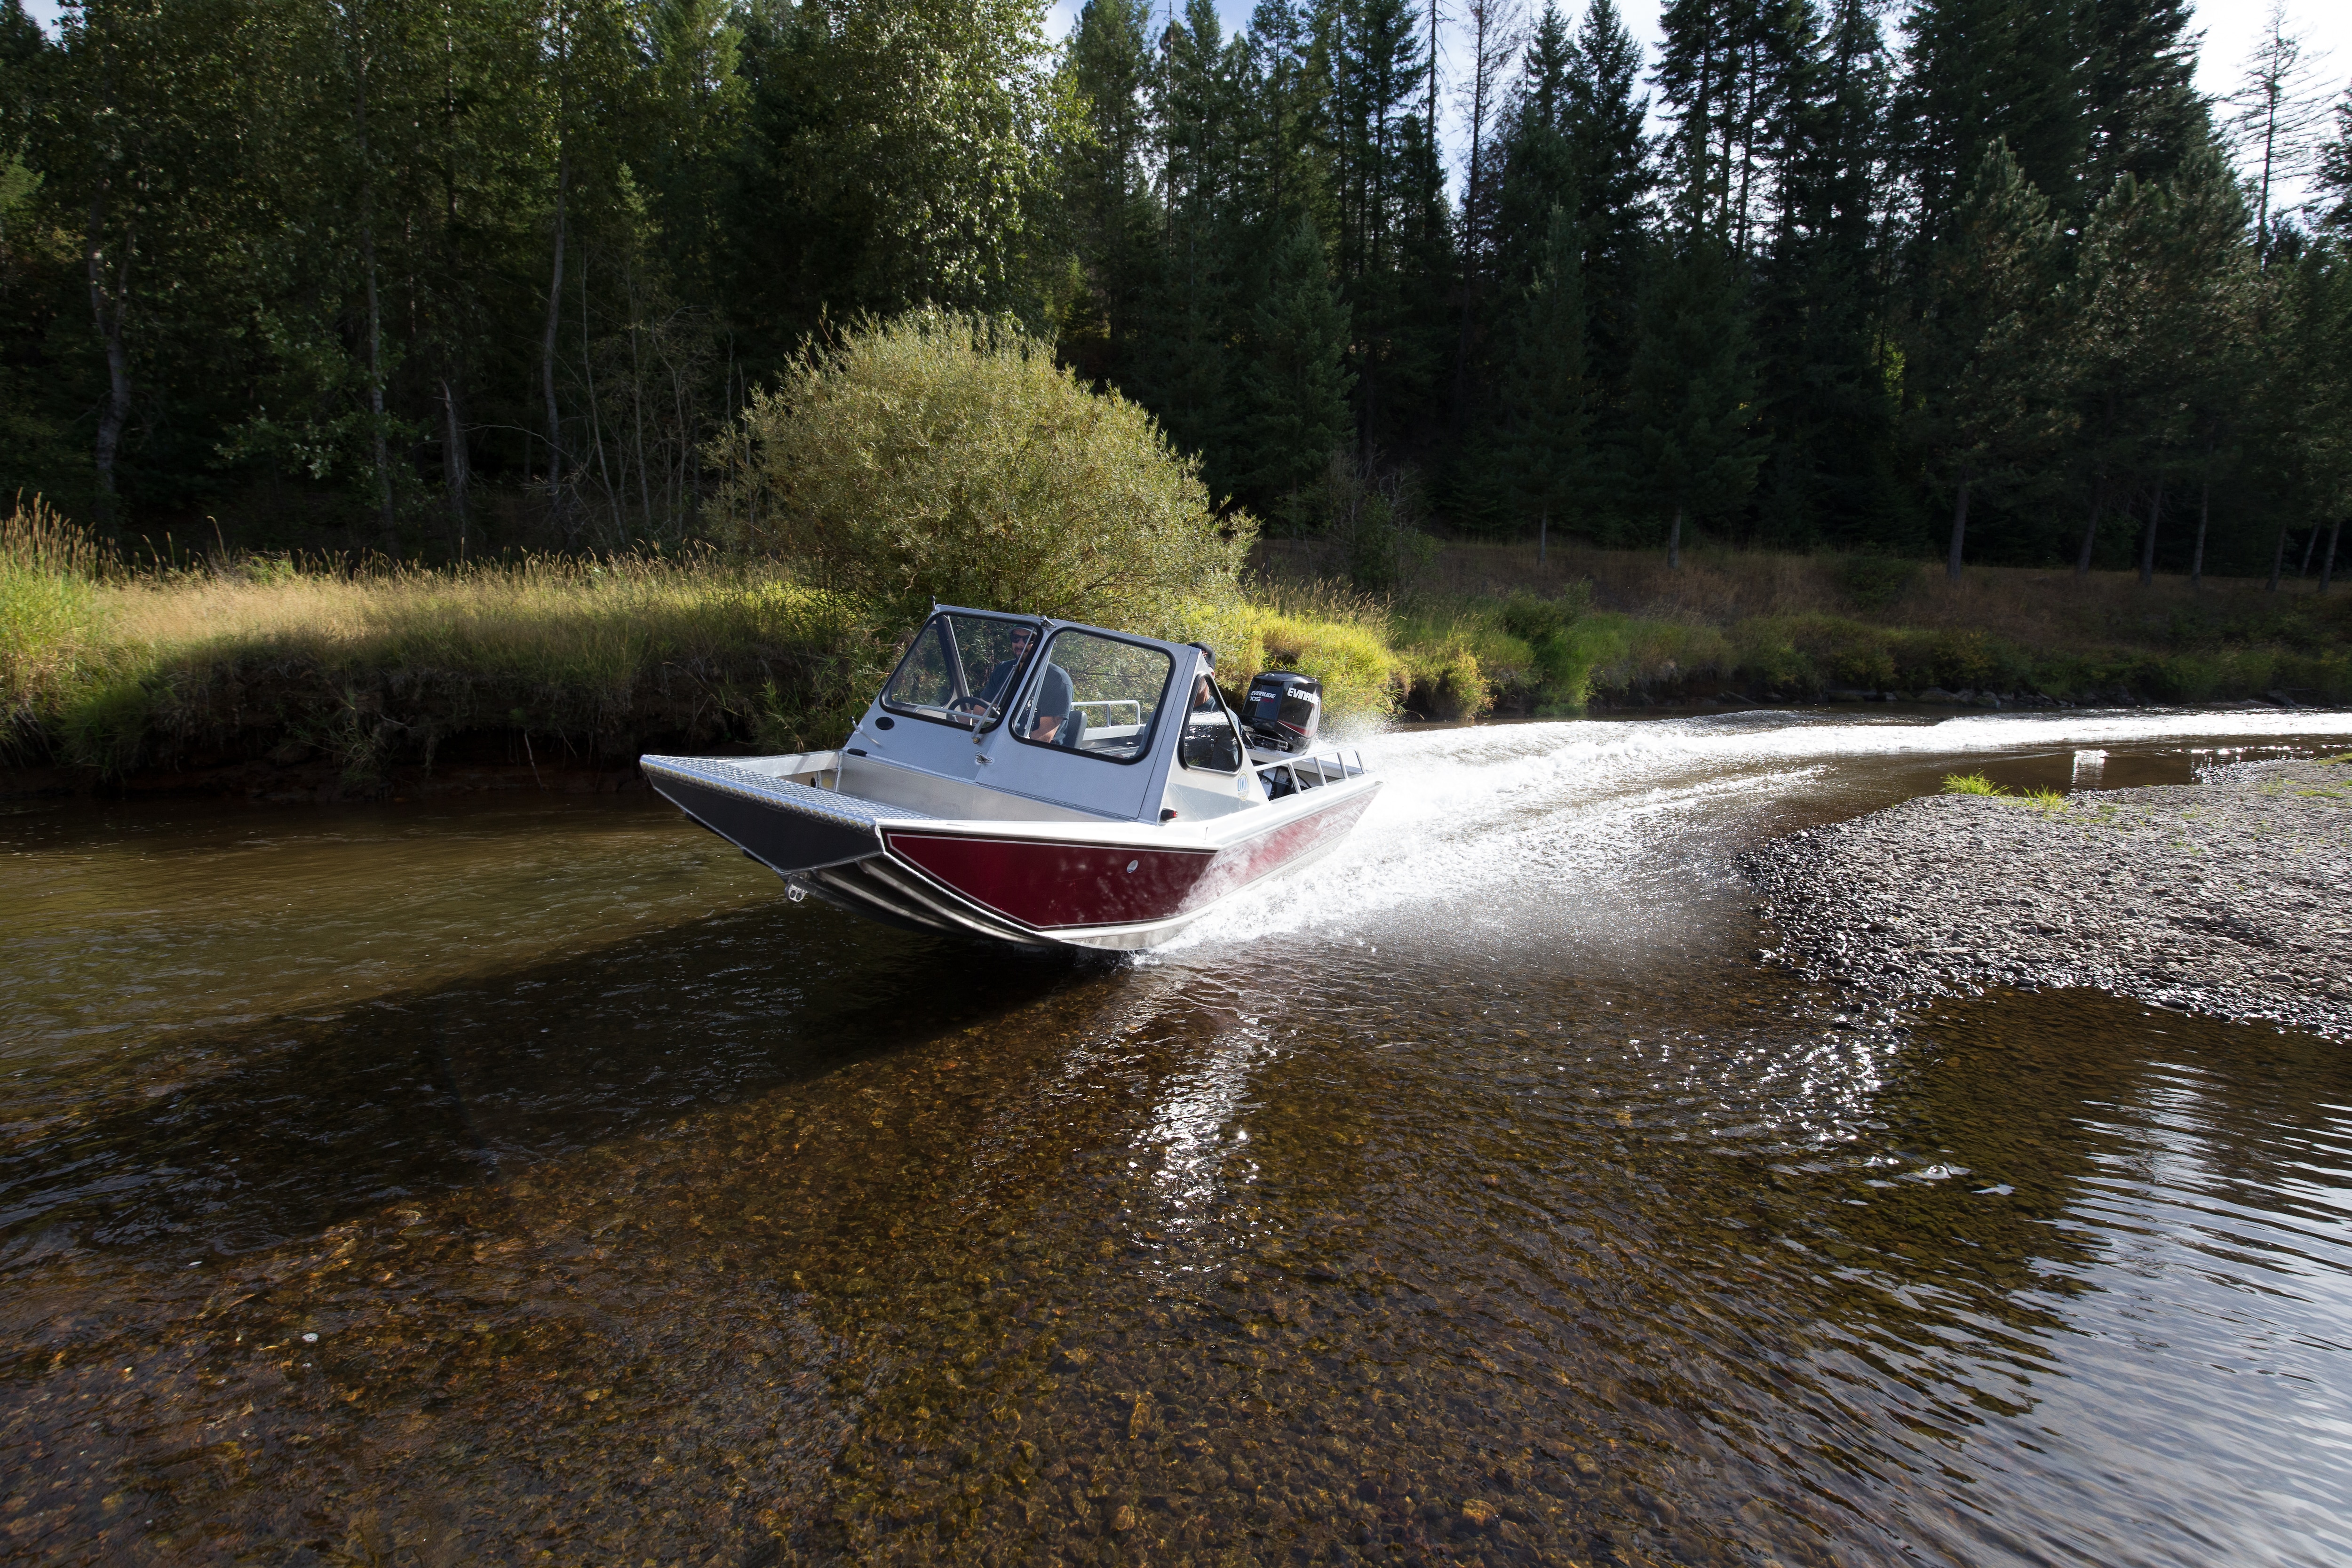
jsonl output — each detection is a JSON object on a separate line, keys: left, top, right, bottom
{"left": 1250, "top": 746, "right": 1367, "bottom": 794}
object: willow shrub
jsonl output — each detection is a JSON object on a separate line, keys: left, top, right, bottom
{"left": 714, "top": 310, "right": 1254, "bottom": 635}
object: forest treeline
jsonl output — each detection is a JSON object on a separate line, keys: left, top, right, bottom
{"left": 3, "top": 0, "right": 2352, "bottom": 583}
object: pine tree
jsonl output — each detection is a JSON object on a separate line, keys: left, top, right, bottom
{"left": 1499, "top": 205, "right": 1591, "bottom": 538}
{"left": 2221, "top": 5, "right": 2331, "bottom": 267}
{"left": 1236, "top": 215, "right": 1355, "bottom": 522}
{"left": 1134, "top": 0, "right": 1243, "bottom": 480}
{"left": 1624, "top": 234, "right": 1761, "bottom": 564}
{"left": 2082, "top": 0, "right": 2208, "bottom": 198}
{"left": 2310, "top": 82, "right": 2352, "bottom": 237}
{"left": 1233, "top": 0, "right": 1324, "bottom": 237}
{"left": 2061, "top": 139, "right": 2258, "bottom": 580}
{"left": 1898, "top": 0, "right": 2088, "bottom": 240}
{"left": 1913, "top": 141, "right": 2066, "bottom": 577}
{"left": 1060, "top": 0, "right": 1160, "bottom": 385}
{"left": 1488, "top": 3, "right": 1576, "bottom": 292}
{"left": 1564, "top": 0, "right": 1652, "bottom": 365}
{"left": 1316, "top": 0, "right": 1450, "bottom": 453}
{"left": 1751, "top": 0, "right": 1901, "bottom": 548}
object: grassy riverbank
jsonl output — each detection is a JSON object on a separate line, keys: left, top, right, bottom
{"left": 1326, "top": 539, "right": 2352, "bottom": 717}
{"left": 0, "top": 501, "right": 1399, "bottom": 790}
{"left": 8, "top": 498, "right": 2349, "bottom": 793}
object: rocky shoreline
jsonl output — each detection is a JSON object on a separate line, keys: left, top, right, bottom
{"left": 1743, "top": 756, "right": 2352, "bottom": 1040}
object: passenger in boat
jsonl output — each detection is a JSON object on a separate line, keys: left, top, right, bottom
{"left": 1026, "top": 662, "right": 1074, "bottom": 743}
{"left": 1186, "top": 645, "right": 1223, "bottom": 715}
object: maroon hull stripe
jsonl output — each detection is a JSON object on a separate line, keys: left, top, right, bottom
{"left": 881, "top": 835, "right": 1212, "bottom": 928}
{"left": 883, "top": 789, "right": 1375, "bottom": 932}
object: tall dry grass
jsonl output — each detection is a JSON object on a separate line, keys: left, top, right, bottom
{"left": 1, "top": 497, "right": 1407, "bottom": 778}
{"left": 1, "top": 498, "right": 896, "bottom": 773}
{"left": 1363, "top": 536, "right": 2340, "bottom": 648}
{"left": 1256, "top": 534, "right": 2352, "bottom": 711}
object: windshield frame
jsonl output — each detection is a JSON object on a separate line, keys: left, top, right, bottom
{"left": 1007, "top": 626, "right": 1176, "bottom": 767}
{"left": 876, "top": 609, "right": 1047, "bottom": 734}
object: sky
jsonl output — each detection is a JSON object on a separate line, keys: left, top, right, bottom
{"left": 15, "top": 0, "right": 2349, "bottom": 205}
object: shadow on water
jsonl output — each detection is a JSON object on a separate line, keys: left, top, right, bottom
{"left": 0, "top": 906, "right": 1097, "bottom": 1268}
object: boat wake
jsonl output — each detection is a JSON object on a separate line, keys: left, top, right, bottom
{"left": 1158, "top": 707, "right": 2352, "bottom": 955}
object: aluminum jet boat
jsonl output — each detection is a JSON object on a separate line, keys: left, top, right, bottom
{"left": 641, "top": 606, "right": 1378, "bottom": 950}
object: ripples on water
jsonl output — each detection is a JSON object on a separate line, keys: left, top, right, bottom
{"left": 2, "top": 709, "right": 2350, "bottom": 1566}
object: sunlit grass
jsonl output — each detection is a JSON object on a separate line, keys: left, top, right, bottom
{"left": 2, "top": 500, "right": 1406, "bottom": 775}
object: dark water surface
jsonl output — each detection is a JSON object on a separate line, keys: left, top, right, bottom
{"left": 5, "top": 710, "right": 2352, "bottom": 1566}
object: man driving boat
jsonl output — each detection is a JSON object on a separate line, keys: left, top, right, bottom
{"left": 971, "top": 625, "right": 1072, "bottom": 742}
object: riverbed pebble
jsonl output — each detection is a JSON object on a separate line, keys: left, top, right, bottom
{"left": 1742, "top": 756, "right": 2352, "bottom": 1039}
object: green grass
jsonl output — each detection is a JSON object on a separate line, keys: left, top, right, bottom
{"left": 14, "top": 490, "right": 2349, "bottom": 788}
{"left": 0, "top": 501, "right": 1402, "bottom": 782}
{"left": 1939, "top": 774, "right": 2072, "bottom": 815}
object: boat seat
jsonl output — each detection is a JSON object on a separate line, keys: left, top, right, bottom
{"left": 1057, "top": 707, "right": 1088, "bottom": 750}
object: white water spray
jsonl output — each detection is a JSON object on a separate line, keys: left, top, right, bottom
{"left": 1165, "top": 708, "right": 2352, "bottom": 952}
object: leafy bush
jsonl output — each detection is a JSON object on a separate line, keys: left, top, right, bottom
{"left": 1180, "top": 579, "right": 1403, "bottom": 724}
{"left": 714, "top": 309, "right": 1253, "bottom": 633}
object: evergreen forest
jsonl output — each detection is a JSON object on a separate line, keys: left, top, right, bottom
{"left": 5, "top": 0, "right": 2352, "bottom": 583}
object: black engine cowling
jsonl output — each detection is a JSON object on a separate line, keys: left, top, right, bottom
{"left": 1243, "top": 671, "right": 1322, "bottom": 754}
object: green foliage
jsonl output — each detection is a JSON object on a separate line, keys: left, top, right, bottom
{"left": 1941, "top": 772, "right": 2005, "bottom": 795}
{"left": 1235, "top": 217, "right": 1354, "bottom": 523}
{"left": 1625, "top": 235, "right": 1763, "bottom": 556}
{"left": 714, "top": 310, "right": 1254, "bottom": 632}
{"left": 0, "top": 0, "right": 2344, "bottom": 604}
{"left": 1498, "top": 207, "right": 1592, "bottom": 535}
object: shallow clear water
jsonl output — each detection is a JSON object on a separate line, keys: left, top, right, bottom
{"left": 3, "top": 708, "right": 2351, "bottom": 1566}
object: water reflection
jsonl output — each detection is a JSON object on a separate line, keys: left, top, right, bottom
{"left": 5, "top": 715, "right": 2352, "bottom": 1565}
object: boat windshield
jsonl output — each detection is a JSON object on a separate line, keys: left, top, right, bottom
{"left": 1010, "top": 629, "right": 1172, "bottom": 764}
{"left": 880, "top": 613, "right": 1041, "bottom": 729}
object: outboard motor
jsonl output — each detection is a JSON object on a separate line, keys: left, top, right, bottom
{"left": 1243, "top": 671, "right": 1322, "bottom": 754}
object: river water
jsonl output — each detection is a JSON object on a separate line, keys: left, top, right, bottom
{"left": 4, "top": 708, "right": 2351, "bottom": 1567}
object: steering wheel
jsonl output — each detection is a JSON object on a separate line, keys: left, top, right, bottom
{"left": 948, "top": 695, "right": 993, "bottom": 722}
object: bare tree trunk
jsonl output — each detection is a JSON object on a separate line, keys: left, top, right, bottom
{"left": 348, "top": 2, "right": 396, "bottom": 548}
{"left": 83, "top": 188, "right": 135, "bottom": 525}
{"left": 439, "top": 376, "right": 469, "bottom": 555}
{"left": 582, "top": 257, "right": 621, "bottom": 539}
{"left": 2074, "top": 478, "right": 2104, "bottom": 576}
{"left": 361, "top": 218, "right": 395, "bottom": 546}
{"left": 2322, "top": 520, "right": 2343, "bottom": 595}
{"left": 1946, "top": 467, "right": 1970, "bottom": 581}
{"left": 1538, "top": 508, "right": 1546, "bottom": 565}
{"left": 2190, "top": 465, "right": 2209, "bottom": 588}
{"left": 2267, "top": 523, "right": 2288, "bottom": 592}
{"left": 2299, "top": 526, "right": 2318, "bottom": 577}
{"left": 1668, "top": 504, "right": 1684, "bottom": 570}
{"left": 2137, "top": 474, "right": 2163, "bottom": 586}
{"left": 540, "top": 146, "right": 572, "bottom": 537}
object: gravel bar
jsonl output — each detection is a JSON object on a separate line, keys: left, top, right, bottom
{"left": 1742, "top": 755, "right": 2352, "bottom": 1039}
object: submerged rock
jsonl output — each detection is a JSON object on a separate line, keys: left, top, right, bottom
{"left": 1742, "top": 755, "right": 2352, "bottom": 1039}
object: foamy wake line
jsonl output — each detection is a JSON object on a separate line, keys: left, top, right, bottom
{"left": 1155, "top": 708, "right": 2352, "bottom": 954}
